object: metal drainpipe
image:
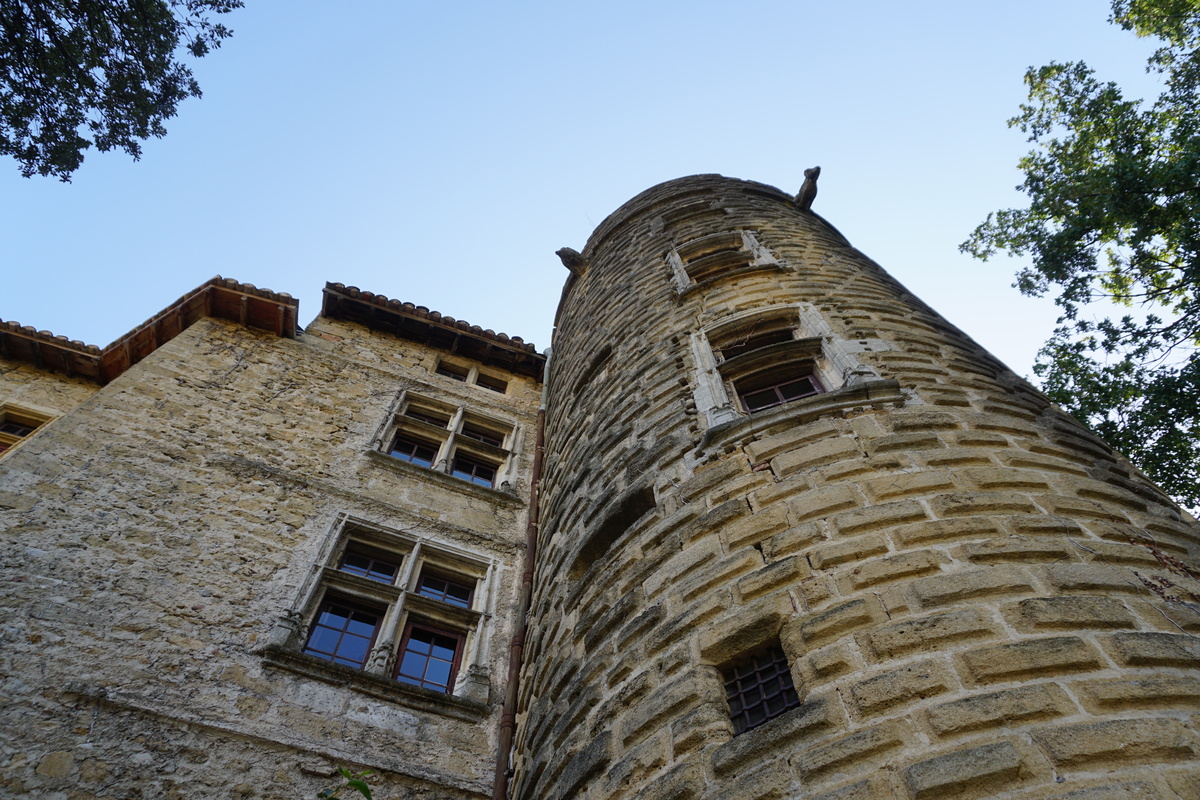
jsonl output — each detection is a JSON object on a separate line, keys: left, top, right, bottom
{"left": 493, "top": 347, "right": 551, "bottom": 800}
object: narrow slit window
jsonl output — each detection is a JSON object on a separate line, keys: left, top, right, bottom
{"left": 738, "top": 372, "right": 822, "bottom": 413}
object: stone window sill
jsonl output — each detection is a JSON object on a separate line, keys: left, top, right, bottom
{"left": 365, "top": 449, "right": 525, "bottom": 508}
{"left": 697, "top": 378, "right": 906, "bottom": 459}
{"left": 261, "top": 645, "right": 489, "bottom": 722}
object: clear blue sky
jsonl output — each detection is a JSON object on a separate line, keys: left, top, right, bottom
{"left": 0, "top": 1, "right": 1163, "bottom": 377}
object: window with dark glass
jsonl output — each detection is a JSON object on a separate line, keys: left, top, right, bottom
{"left": 459, "top": 422, "right": 503, "bottom": 447}
{"left": 723, "top": 646, "right": 801, "bottom": 734}
{"left": 303, "top": 598, "right": 384, "bottom": 669}
{"left": 436, "top": 362, "right": 469, "bottom": 381}
{"left": 339, "top": 549, "right": 401, "bottom": 584}
{"left": 475, "top": 373, "right": 507, "bottom": 393}
{"left": 404, "top": 407, "right": 450, "bottom": 428}
{"left": 389, "top": 434, "right": 438, "bottom": 467}
{"left": 737, "top": 370, "right": 822, "bottom": 413}
{"left": 417, "top": 571, "right": 474, "bottom": 608}
{"left": 395, "top": 623, "right": 463, "bottom": 693}
{"left": 452, "top": 455, "right": 497, "bottom": 487}
{"left": 0, "top": 404, "right": 52, "bottom": 454}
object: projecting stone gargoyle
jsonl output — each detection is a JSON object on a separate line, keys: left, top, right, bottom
{"left": 556, "top": 247, "right": 589, "bottom": 276}
{"left": 795, "top": 166, "right": 821, "bottom": 212}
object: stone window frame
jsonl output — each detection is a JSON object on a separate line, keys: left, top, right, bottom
{"left": 667, "top": 230, "right": 783, "bottom": 293}
{"left": 690, "top": 303, "right": 883, "bottom": 428}
{"left": 375, "top": 390, "right": 518, "bottom": 492}
{"left": 0, "top": 403, "right": 53, "bottom": 455}
{"left": 264, "top": 514, "right": 498, "bottom": 716}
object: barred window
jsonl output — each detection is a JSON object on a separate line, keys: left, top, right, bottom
{"left": 723, "top": 646, "right": 801, "bottom": 734}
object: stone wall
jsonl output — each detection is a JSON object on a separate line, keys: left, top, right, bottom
{"left": 1, "top": 313, "right": 540, "bottom": 799}
{"left": 515, "top": 175, "right": 1200, "bottom": 800}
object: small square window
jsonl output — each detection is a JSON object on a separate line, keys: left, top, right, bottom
{"left": 303, "top": 598, "right": 384, "bottom": 669}
{"left": 436, "top": 362, "right": 469, "bottom": 382}
{"left": 395, "top": 623, "right": 464, "bottom": 693}
{"left": 459, "top": 422, "right": 503, "bottom": 447}
{"left": 389, "top": 434, "right": 438, "bottom": 467}
{"left": 475, "top": 374, "right": 507, "bottom": 393}
{"left": 404, "top": 407, "right": 450, "bottom": 428}
{"left": 0, "top": 404, "right": 52, "bottom": 454}
{"left": 339, "top": 549, "right": 402, "bottom": 584}
{"left": 723, "top": 646, "right": 801, "bottom": 734}
{"left": 417, "top": 571, "right": 474, "bottom": 608}
{"left": 452, "top": 455, "right": 497, "bottom": 488}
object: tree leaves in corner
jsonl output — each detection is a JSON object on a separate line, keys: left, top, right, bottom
{"left": 0, "top": 0, "right": 243, "bottom": 181}
{"left": 962, "top": 0, "right": 1200, "bottom": 509}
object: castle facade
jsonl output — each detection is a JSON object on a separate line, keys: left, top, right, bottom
{"left": 2, "top": 175, "right": 1199, "bottom": 799}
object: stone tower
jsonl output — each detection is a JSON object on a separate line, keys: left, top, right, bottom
{"left": 513, "top": 175, "right": 1200, "bottom": 799}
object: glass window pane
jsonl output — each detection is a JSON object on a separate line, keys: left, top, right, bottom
{"left": 424, "top": 659, "right": 452, "bottom": 689}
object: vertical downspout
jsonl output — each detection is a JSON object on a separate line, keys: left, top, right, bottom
{"left": 493, "top": 348, "right": 551, "bottom": 800}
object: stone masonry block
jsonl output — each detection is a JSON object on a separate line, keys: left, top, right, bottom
{"left": 721, "top": 503, "right": 791, "bottom": 550}
{"left": 794, "top": 595, "right": 886, "bottom": 647}
{"left": 861, "top": 608, "right": 998, "bottom": 662}
{"left": 679, "top": 549, "right": 763, "bottom": 604}
{"left": 810, "top": 535, "right": 888, "bottom": 570}
{"left": 861, "top": 470, "right": 955, "bottom": 502}
{"left": 869, "top": 432, "right": 944, "bottom": 455}
{"left": 712, "top": 697, "right": 838, "bottom": 777}
{"left": 621, "top": 669, "right": 724, "bottom": 747}
{"left": 793, "top": 720, "right": 907, "bottom": 782}
{"left": 959, "top": 637, "right": 1102, "bottom": 685}
{"left": 1044, "top": 563, "right": 1144, "bottom": 595}
{"left": 556, "top": 730, "right": 612, "bottom": 798}
{"left": 634, "top": 760, "right": 706, "bottom": 800}
{"left": 737, "top": 555, "right": 810, "bottom": 602}
{"left": 843, "top": 549, "right": 945, "bottom": 591}
{"left": 766, "top": 522, "right": 826, "bottom": 560}
{"left": 891, "top": 517, "right": 1002, "bottom": 547}
{"left": 1074, "top": 675, "right": 1200, "bottom": 713}
{"left": 703, "top": 767, "right": 790, "bottom": 800}
{"left": 809, "top": 777, "right": 897, "bottom": 800}
{"left": 904, "top": 741, "right": 1026, "bottom": 800}
{"left": 850, "top": 658, "right": 955, "bottom": 717}
{"left": 925, "top": 683, "right": 1076, "bottom": 737}
{"left": 772, "top": 436, "right": 862, "bottom": 477}
{"left": 698, "top": 594, "right": 792, "bottom": 666}
{"left": 831, "top": 499, "right": 928, "bottom": 537}
{"left": 793, "top": 642, "right": 859, "bottom": 687}
{"left": 1104, "top": 632, "right": 1200, "bottom": 667}
{"left": 788, "top": 485, "right": 862, "bottom": 526}
{"left": 678, "top": 457, "right": 750, "bottom": 503}
{"left": 954, "top": 466, "right": 1051, "bottom": 492}
{"left": 644, "top": 539, "right": 722, "bottom": 599}
{"left": 909, "top": 566, "right": 1035, "bottom": 609}
{"left": 670, "top": 703, "right": 730, "bottom": 759}
{"left": 929, "top": 492, "right": 1039, "bottom": 518}
{"left": 1004, "top": 596, "right": 1137, "bottom": 632}
{"left": 960, "top": 536, "right": 1075, "bottom": 563}
{"left": 1032, "top": 717, "right": 1197, "bottom": 769}
{"left": 746, "top": 418, "right": 844, "bottom": 464}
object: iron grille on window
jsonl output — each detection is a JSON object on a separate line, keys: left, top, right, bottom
{"left": 723, "top": 646, "right": 801, "bottom": 734}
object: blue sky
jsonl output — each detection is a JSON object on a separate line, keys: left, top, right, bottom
{"left": 0, "top": 1, "right": 1163, "bottom": 377}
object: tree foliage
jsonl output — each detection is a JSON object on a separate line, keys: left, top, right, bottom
{"left": 0, "top": 0, "right": 242, "bottom": 180}
{"left": 962, "top": 0, "right": 1200, "bottom": 508}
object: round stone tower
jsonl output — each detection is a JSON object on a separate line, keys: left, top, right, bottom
{"left": 513, "top": 175, "right": 1200, "bottom": 799}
